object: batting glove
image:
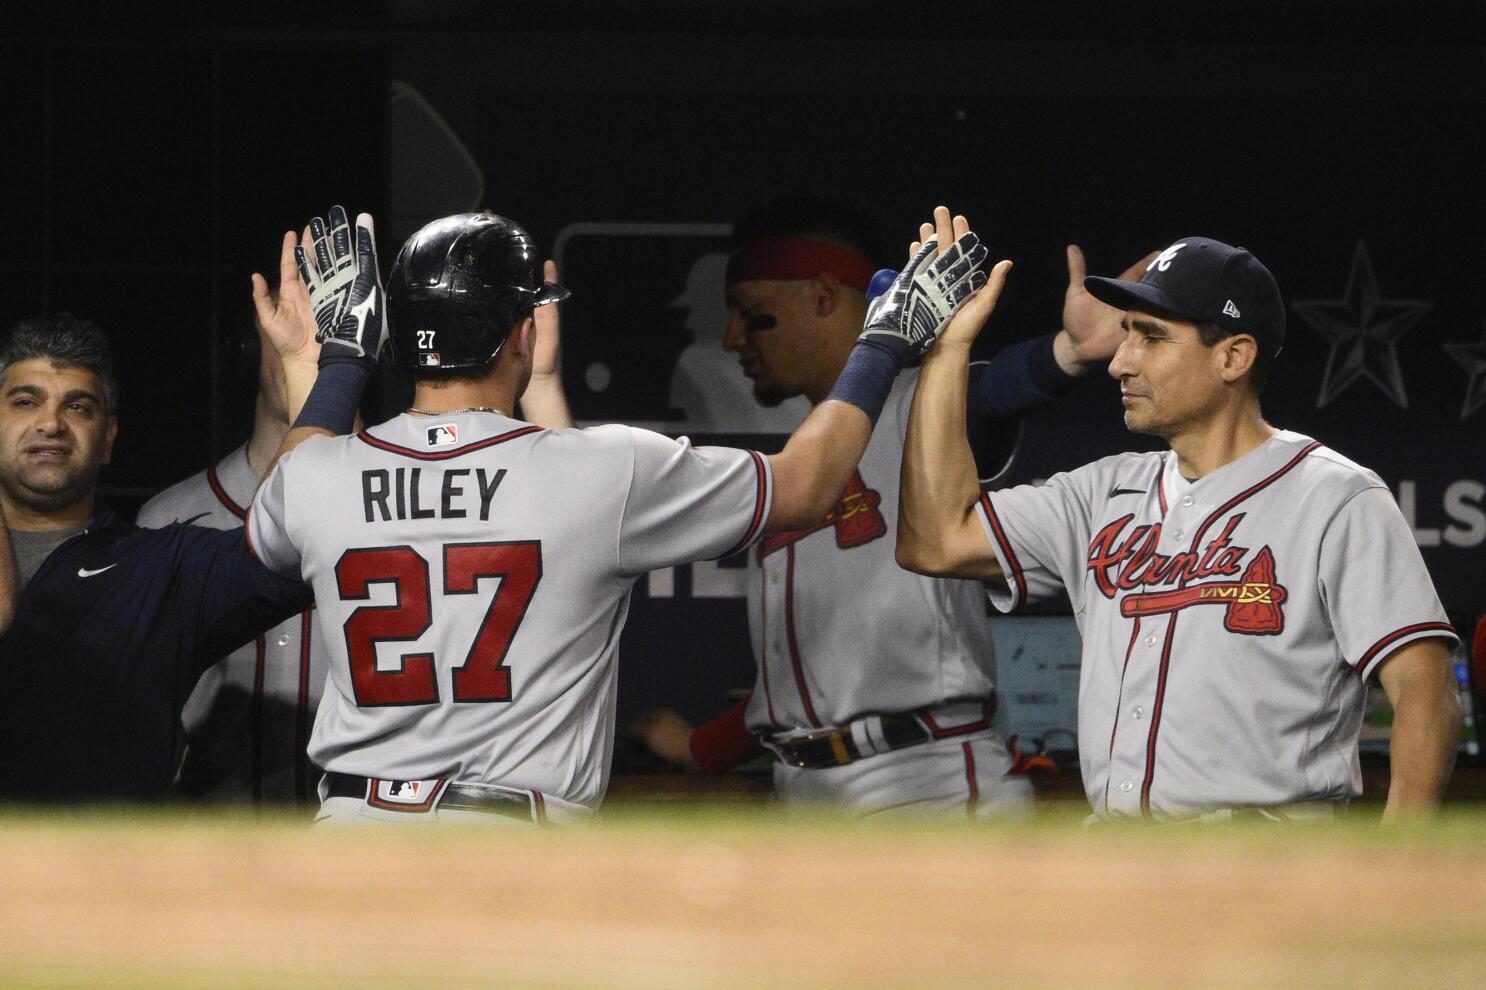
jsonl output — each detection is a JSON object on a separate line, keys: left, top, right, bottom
{"left": 296, "top": 206, "right": 387, "bottom": 370}
{"left": 859, "top": 231, "right": 989, "bottom": 364}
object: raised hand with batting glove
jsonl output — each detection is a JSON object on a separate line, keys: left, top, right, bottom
{"left": 824, "top": 206, "right": 1001, "bottom": 427}
{"left": 295, "top": 206, "right": 387, "bottom": 370}
{"left": 268, "top": 207, "right": 387, "bottom": 464}
{"left": 859, "top": 208, "right": 990, "bottom": 366}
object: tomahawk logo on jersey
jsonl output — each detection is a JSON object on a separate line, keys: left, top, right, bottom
{"left": 1085, "top": 513, "right": 1287, "bottom": 634}
{"left": 976, "top": 429, "right": 1458, "bottom": 819}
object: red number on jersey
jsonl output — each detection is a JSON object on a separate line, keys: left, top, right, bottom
{"left": 445, "top": 542, "right": 543, "bottom": 702}
{"left": 336, "top": 546, "right": 436, "bottom": 706}
{"left": 334, "top": 541, "right": 543, "bottom": 707}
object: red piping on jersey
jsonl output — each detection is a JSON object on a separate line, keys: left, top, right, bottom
{"left": 294, "top": 609, "right": 314, "bottom": 804}
{"left": 718, "top": 450, "right": 769, "bottom": 559}
{"left": 355, "top": 424, "right": 542, "bottom": 460}
{"left": 1157, "top": 468, "right": 1169, "bottom": 517}
{"left": 1183, "top": 442, "right": 1322, "bottom": 558}
{"left": 207, "top": 466, "right": 248, "bottom": 520}
{"left": 758, "top": 564, "right": 784, "bottom": 730}
{"left": 1135, "top": 440, "right": 1322, "bottom": 815}
{"left": 917, "top": 702, "right": 993, "bottom": 739}
{"left": 1139, "top": 615, "right": 1180, "bottom": 816}
{"left": 243, "top": 507, "right": 260, "bottom": 561}
{"left": 979, "top": 493, "right": 1027, "bottom": 609}
{"left": 784, "top": 545, "right": 823, "bottom": 728}
{"left": 962, "top": 742, "right": 979, "bottom": 817}
{"left": 1352, "top": 621, "right": 1457, "bottom": 677}
{"left": 251, "top": 635, "right": 266, "bottom": 804}
{"left": 1107, "top": 618, "right": 1142, "bottom": 765}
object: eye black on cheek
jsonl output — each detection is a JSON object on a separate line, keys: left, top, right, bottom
{"left": 745, "top": 313, "right": 778, "bottom": 333}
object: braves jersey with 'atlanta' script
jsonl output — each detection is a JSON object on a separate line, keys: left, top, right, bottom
{"left": 746, "top": 370, "right": 998, "bottom": 736}
{"left": 976, "top": 429, "right": 1457, "bottom": 821}
{"left": 137, "top": 444, "right": 325, "bottom": 805}
{"left": 247, "top": 412, "right": 771, "bottom": 809}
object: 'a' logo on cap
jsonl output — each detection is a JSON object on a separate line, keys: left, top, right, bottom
{"left": 1148, "top": 242, "right": 1188, "bottom": 272}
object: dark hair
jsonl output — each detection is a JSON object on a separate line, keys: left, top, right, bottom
{"left": 1195, "top": 320, "right": 1270, "bottom": 394}
{"left": 733, "top": 195, "right": 884, "bottom": 265}
{"left": 413, "top": 358, "right": 502, "bottom": 387}
{"left": 0, "top": 313, "right": 120, "bottom": 414}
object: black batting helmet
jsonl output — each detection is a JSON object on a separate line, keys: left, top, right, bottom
{"left": 387, "top": 212, "right": 569, "bottom": 371}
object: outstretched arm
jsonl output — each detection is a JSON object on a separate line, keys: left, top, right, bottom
{"left": 517, "top": 259, "right": 575, "bottom": 429}
{"left": 0, "top": 505, "right": 17, "bottom": 635}
{"left": 960, "top": 248, "right": 1155, "bottom": 428}
{"left": 767, "top": 206, "right": 993, "bottom": 530}
{"left": 897, "top": 258, "right": 1014, "bottom": 581}
{"left": 1378, "top": 637, "right": 1462, "bottom": 821}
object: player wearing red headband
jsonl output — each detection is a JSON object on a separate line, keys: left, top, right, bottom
{"left": 634, "top": 198, "right": 1150, "bottom": 815}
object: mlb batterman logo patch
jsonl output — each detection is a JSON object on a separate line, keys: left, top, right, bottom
{"left": 427, "top": 424, "right": 459, "bottom": 447}
{"left": 379, "top": 780, "right": 422, "bottom": 801}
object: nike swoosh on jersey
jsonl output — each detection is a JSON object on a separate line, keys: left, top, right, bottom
{"left": 1107, "top": 487, "right": 1146, "bottom": 497}
{"left": 77, "top": 564, "right": 118, "bottom": 577}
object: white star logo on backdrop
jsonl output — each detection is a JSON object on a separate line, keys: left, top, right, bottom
{"left": 1289, "top": 241, "right": 1433, "bottom": 410}
{"left": 1444, "top": 323, "right": 1486, "bottom": 419}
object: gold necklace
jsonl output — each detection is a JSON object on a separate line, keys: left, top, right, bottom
{"left": 406, "top": 406, "right": 506, "bottom": 417}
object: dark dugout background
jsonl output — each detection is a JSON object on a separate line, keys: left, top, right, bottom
{"left": 2, "top": 2, "right": 1482, "bottom": 735}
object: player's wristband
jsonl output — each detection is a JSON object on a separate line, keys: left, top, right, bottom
{"left": 826, "top": 339, "right": 902, "bottom": 425}
{"left": 968, "top": 335, "right": 1079, "bottom": 420}
{"left": 292, "top": 360, "right": 369, "bottom": 435}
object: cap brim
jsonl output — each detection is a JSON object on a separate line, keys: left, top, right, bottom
{"left": 533, "top": 281, "right": 571, "bottom": 307}
{"left": 1083, "top": 276, "right": 1198, "bottom": 323}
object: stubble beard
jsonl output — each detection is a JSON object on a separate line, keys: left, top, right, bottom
{"left": 0, "top": 458, "right": 98, "bottom": 515}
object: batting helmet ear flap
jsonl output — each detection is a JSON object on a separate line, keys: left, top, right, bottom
{"left": 386, "top": 213, "right": 569, "bottom": 372}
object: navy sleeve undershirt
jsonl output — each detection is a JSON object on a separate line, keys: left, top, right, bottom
{"left": 174, "top": 526, "right": 313, "bottom": 672}
{"left": 968, "top": 334, "right": 1079, "bottom": 420}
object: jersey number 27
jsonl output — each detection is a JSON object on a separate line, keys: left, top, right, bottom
{"left": 334, "top": 541, "right": 543, "bottom": 706}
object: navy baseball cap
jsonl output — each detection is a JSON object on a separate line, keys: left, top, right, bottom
{"left": 1084, "top": 237, "right": 1286, "bottom": 356}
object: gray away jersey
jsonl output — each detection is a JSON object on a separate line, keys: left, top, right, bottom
{"left": 247, "top": 413, "right": 772, "bottom": 809}
{"left": 745, "top": 369, "right": 998, "bottom": 735}
{"left": 975, "top": 430, "right": 1457, "bottom": 820}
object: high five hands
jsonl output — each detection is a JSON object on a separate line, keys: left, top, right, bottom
{"left": 859, "top": 205, "right": 1006, "bottom": 365}
{"left": 907, "top": 206, "right": 1014, "bottom": 354}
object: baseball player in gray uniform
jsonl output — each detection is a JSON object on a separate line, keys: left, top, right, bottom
{"left": 137, "top": 298, "right": 324, "bottom": 804}
{"left": 636, "top": 200, "right": 1151, "bottom": 816}
{"left": 247, "top": 206, "right": 1001, "bottom": 825}
{"left": 897, "top": 235, "right": 1462, "bottom": 822}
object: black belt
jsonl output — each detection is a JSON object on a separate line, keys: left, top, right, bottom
{"left": 324, "top": 772, "right": 538, "bottom": 822}
{"left": 770, "top": 699, "right": 996, "bottom": 770}
{"left": 770, "top": 713, "right": 927, "bottom": 769}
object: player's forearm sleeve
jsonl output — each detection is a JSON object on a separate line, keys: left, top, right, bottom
{"left": 292, "top": 361, "right": 370, "bottom": 436}
{"left": 688, "top": 697, "right": 765, "bottom": 772}
{"left": 968, "top": 336, "right": 1078, "bottom": 421}
{"left": 825, "top": 340, "right": 901, "bottom": 425}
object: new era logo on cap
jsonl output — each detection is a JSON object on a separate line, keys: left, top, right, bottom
{"left": 1083, "top": 236, "right": 1286, "bottom": 356}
